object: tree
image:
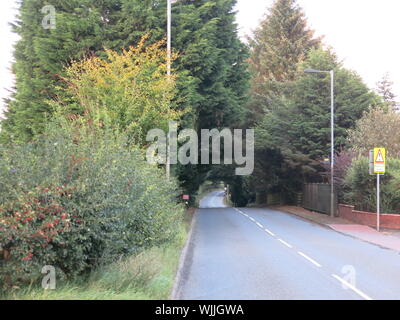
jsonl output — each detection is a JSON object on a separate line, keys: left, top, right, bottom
{"left": 1, "top": 0, "right": 124, "bottom": 143}
{"left": 252, "top": 48, "right": 381, "bottom": 201}
{"left": 1, "top": 0, "right": 250, "bottom": 200}
{"left": 249, "top": 0, "right": 320, "bottom": 83}
{"left": 60, "top": 37, "right": 181, "bottom": 145}
{"left": 376, "top": 73, "right": 398, "bottom": 111}
{"left": 348, "top": 106, "right": 400, "bottom": 158}
{"left": 171, "top": 0, "right": 250, "bottom": 197}
{"left": 247, "top": 0, "right": 321, "bottom": 120}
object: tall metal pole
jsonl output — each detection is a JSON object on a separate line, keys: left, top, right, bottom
{"left": 377, "top": 173, "right": 380, "bottom": 232}
{"left": 166, "top": 0, "right": 172, "bottom": 180}
{"left": 167, "top": 0, "right": 172, "bottom": 77}
{"left": 330, "top": 70, "right": 335, "bottom": 217}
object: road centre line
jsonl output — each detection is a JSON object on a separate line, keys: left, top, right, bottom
{"left": 297, "top": 251, "right": 322, "bottom": 268}
{"left": 234, "top": 208, "right": 373, "bottom": 300}
{"left": 278, "top": 239, "right": 293, "bottom": 248}
{"left": 331, "top": 274, "right": 373, "bottom": 300}
{"left": 265, "top": 229, "right": 275, "bottom": 236}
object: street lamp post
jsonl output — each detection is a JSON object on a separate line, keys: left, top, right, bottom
{"left": 166, "top": 0, "right": 178, "bottom": 180}
{"left": 166, "top": 0, "right": 172, "bottom": 180}
{"left": 304, "top": 69, "right": 335, "bottom": 217}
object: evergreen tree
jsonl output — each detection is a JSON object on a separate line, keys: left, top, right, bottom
{"left": 171, "top": 0, "right": 250, "bottom": 196}
{"left": 376, "top": 73, "right": 398, "bottom": 110}
{"left": 253, "top": 48, "right": 381, "bottom": 200}
{"left": 1, "top": 0, "right": 122, "bottom": 143}
{"left": 249, "top": 0, "right": 320, "bottom": 83}
{"left": 247, "top": 0, "right": 320, "bottom": 118}
{"left": 1, "top": 0, "right": 250, "bottom": 199}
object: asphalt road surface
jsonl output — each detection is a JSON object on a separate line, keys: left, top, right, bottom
{"left": 175, "top": 191, "right": 400, "bottom": 300}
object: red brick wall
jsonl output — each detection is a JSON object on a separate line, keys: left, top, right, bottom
{"left": 338, "top": 204, "right": 400, "bottom": 229}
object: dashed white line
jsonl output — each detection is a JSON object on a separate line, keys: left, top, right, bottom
{"left": 331, "top": 274, "right": 373, "bottom": 300}
{"left": 278, "top": 239, "right": 293, "bottom": 248}
{"left": 297, "top": 251, "right": 322, "bottom": 268}
{"left": 234, "top": 207, "right": 373, "bottom": 300}
{"left": 265, "top": 229, "right": 275, "bottom": 236}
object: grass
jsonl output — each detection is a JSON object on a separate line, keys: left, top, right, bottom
{"left": 1, "top": 216, "right": 191, "bottom": 300}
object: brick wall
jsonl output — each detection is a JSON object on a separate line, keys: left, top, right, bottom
{"left": 338, "top": 204, "right": 400, "bottom": 229}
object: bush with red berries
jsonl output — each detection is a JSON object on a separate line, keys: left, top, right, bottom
{"left": 0, "top": 122, "right": 183, "bottom": 288}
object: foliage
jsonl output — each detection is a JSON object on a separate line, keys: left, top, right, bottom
{"left": 247, "top": 0, "right": 320, "bottom": 119}
{"left": 249, "top": 0, "right": 320, "bottom": 83}
{"left": 1, "top": 222, "right": 188, "bottom": 300}
{"left": 376, "top": 73, "right": 398, "bottom": 110}
{"left": 1, "top": 0, "right": 125, "bottom": 143}
{"left": 252, "top": 48, "right": 380, "bottom": 200}
{"left": 348, "top": 106, "right": 400, "bottom": 158}
{"left": 61, "top": 37, "right": 181, "bottom": 144}
{"left": 344, "top": 157, "right": 400, "bottom": 213}
{"left": 321, "top": 149, "right": 356, "bottom": 202}
{"left": 0, "top": 121, "right": 183, "bottom": 287}
{"left": 1, "top": 0, "right": 250, "bottom": 202}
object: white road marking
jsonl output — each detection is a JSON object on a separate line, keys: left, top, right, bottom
{"left": 297, "top": 251, "right": 322, "bottom": 268}
{"left": 265, "top": 229, "right": 275, "bottom": 236}
{"left": 332, "top": 274, "right": 373, "bottom": 300}
{"left": 249, "top": 217, "right": 255, "bottom": 222}
{"left": 256, "top": 222, "right": 264, "bottom": 228}
{"left": 235, "top": 208, "right": 250, "bottom": 219}
{"left": 278, "top": 239, "right": 293, "bottom": 248}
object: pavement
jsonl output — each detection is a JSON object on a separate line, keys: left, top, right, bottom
{"left": 276, "top": 205, "right": 400, "bottom": 252}
{"left": 174, "top": 191, "right": 400, "bottom": 300}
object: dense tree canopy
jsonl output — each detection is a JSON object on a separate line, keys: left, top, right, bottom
{"left": 252, "top": 48, "right": 381, "bottom": 200}
{"left": 1, "top": 0, "right": 250, "bottom": 199}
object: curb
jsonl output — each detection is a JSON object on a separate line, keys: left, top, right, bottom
{"left": 170, "top": 209, "right": 197, "bottom": 300}
{"left": 275, "top": 207, "right": 400, "bottom": 253}
{"left": 272, "top": 206, "right": 335, "bottom": 230}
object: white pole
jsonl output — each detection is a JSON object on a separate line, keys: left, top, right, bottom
{"left": 166, "top": 0, "right": 172, "bottom": 180}
{"left": 167, "top": 0, "right": 172, "bottom": 77}
{"left": 330, "top": 70, "right": 335, "bottom": 217}
{"left": 377, "top": 173, "right": 380, "bottom": 232}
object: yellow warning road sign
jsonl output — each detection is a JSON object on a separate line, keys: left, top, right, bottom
{"left": 374, "top": 148, "right": 386, "bottom": 174}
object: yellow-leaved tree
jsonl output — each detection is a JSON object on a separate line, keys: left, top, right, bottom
{"left": 60, "top": 36, "right": 182, "bottom": 145}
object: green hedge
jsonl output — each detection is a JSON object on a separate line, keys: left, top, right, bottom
{"left": 0, "top": 122, "right": 183, "bottom": 287}
{"left": 344, "top": 157, "right": 400, "bottom": 213}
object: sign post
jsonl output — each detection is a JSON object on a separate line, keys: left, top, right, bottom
{"left": 373, "top": 148, "right": 386, "bottom": 232}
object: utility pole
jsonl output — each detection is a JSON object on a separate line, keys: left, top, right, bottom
{"left": 304, "top": 69, "right": 335, "bottom": 217}
{"left": 166, "top": 0, "right": 172, "bottom": 180}
{"left": 330, "top": 70, "right": 335, "bottom": 218}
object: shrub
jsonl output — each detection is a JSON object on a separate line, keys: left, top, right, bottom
{"left": 348, "top": 106, "right": 400, "bottom": 158}
{"left": 0, "top": 121, "right": 183, "bottom": 287}
{"left": 344, "top": 156, "right": 400, "bottom": 213}
{"left": 61, "top": 36, "right": 183, "bottom": 145}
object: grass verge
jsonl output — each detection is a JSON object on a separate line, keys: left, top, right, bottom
{"left": 1, "top": 212, "right": 193, "bottom": 300}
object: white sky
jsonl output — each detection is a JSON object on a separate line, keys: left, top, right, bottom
{"left": 1, "top": 0, "right": 400, "bottom": 118}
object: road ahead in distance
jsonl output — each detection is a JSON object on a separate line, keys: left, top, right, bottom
{"left": 175, "top": 191, "right": 400, "bottom": 300}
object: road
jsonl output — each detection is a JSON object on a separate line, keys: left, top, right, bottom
{"left": 175, "top": 191, "right": 400, "bottom": 300}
